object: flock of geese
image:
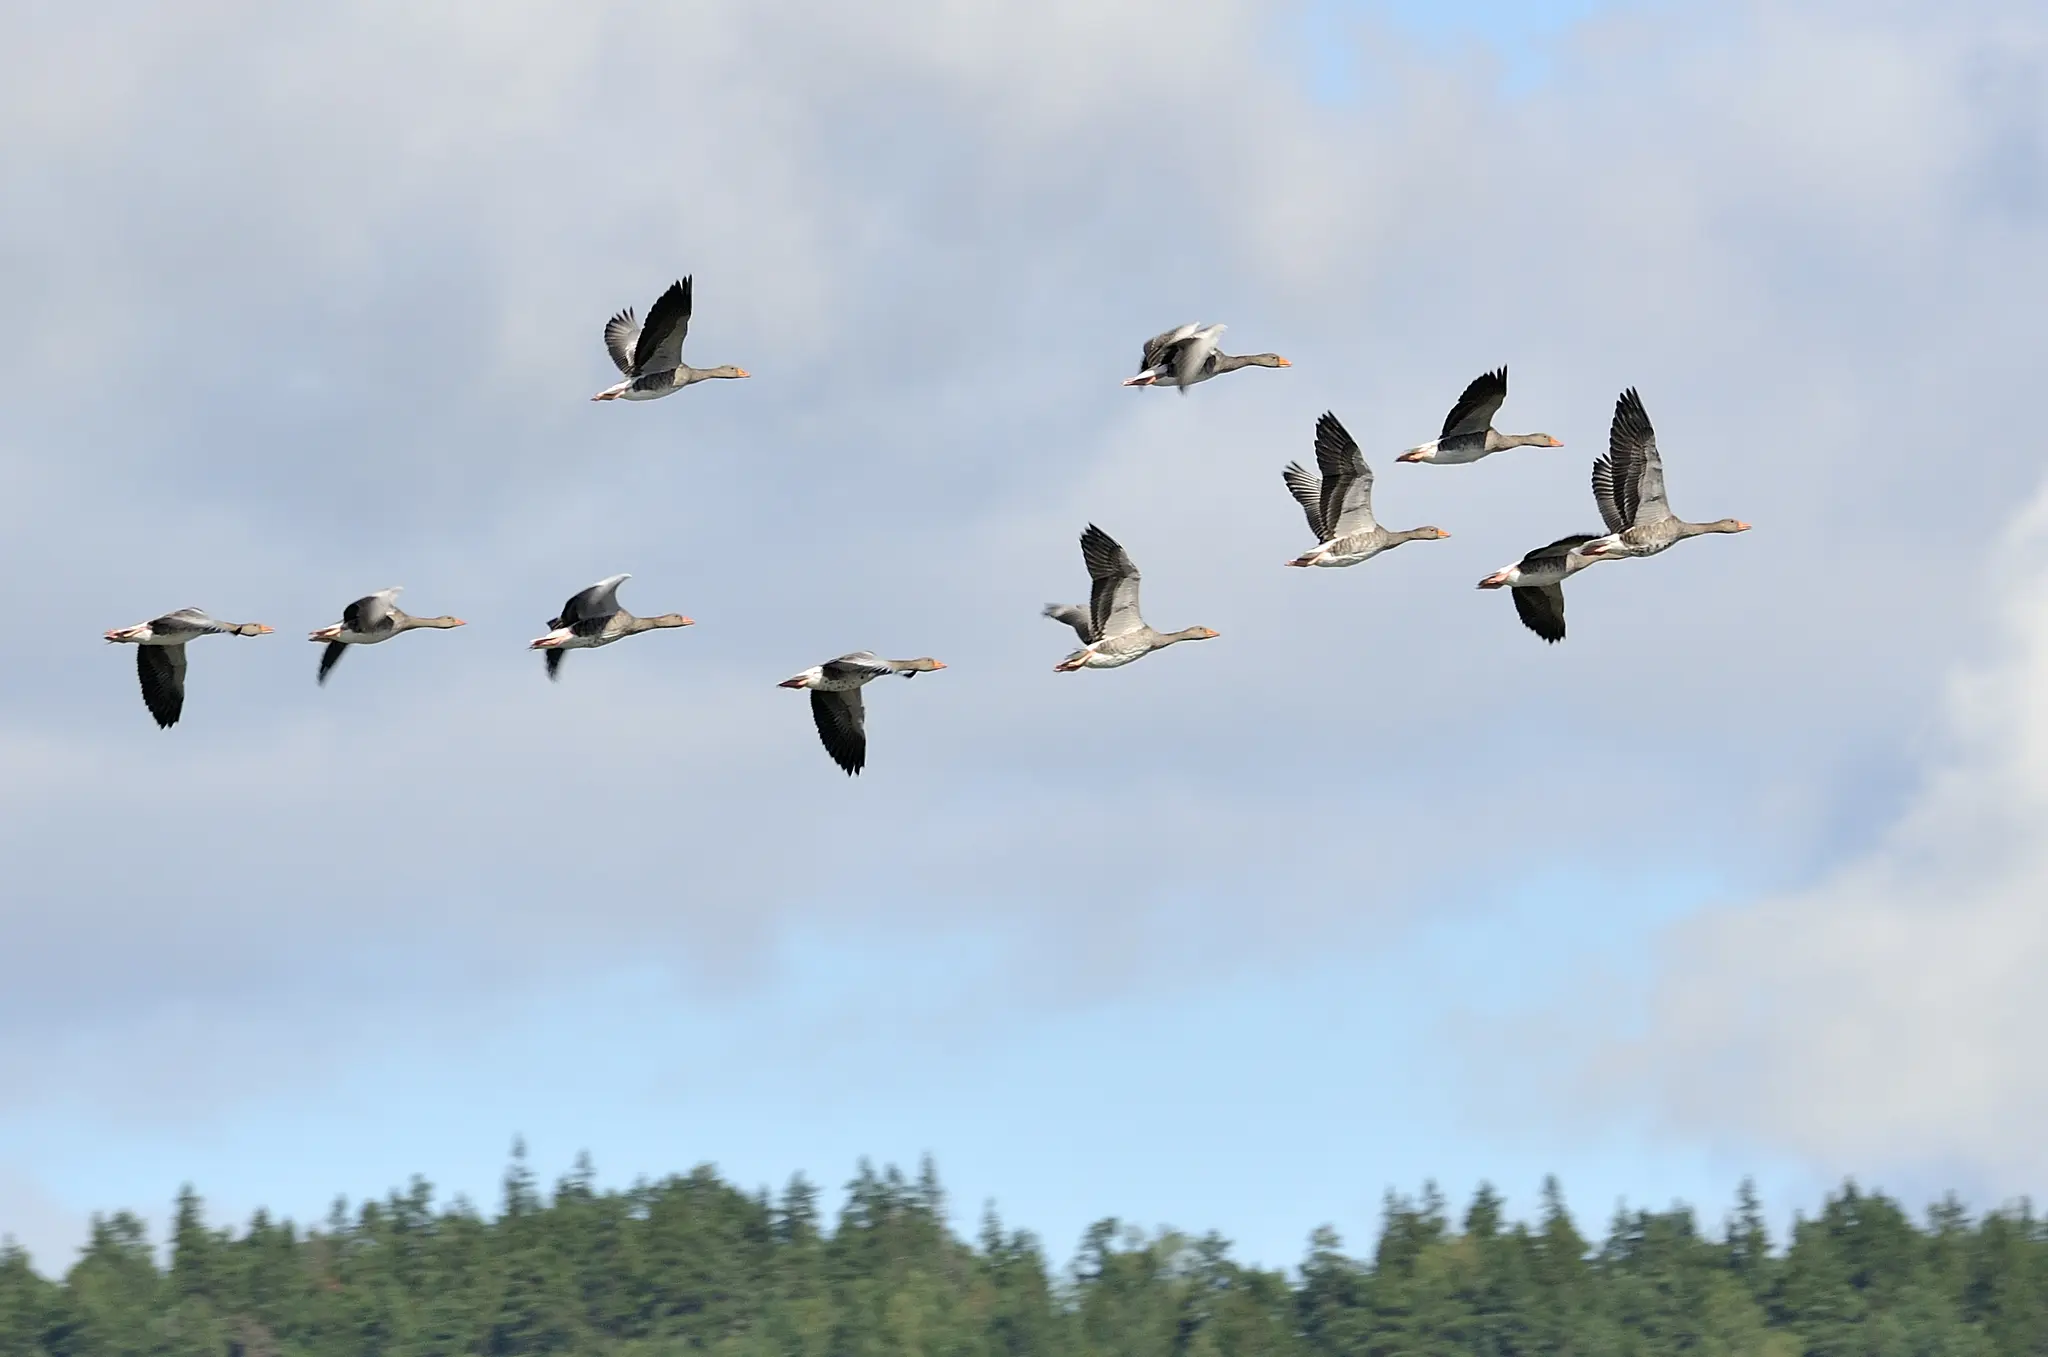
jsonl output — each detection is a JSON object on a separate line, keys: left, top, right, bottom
{"left": 103, "top": 282, "right": 1750, "bottom": 774}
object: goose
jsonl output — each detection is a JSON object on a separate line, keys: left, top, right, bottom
{"left": 591, "top": 278, "right": 749, "bottom": 400}
{"left": 1046, "top": 525, "right": 1218, "bottom": 671}
{"left": 778, "top": 652, "right": 946, "bottom": 776}
{"left": 1396, "top": 367, "right": 1562, "bottom": 464}
{"left": 1283, "top": 411, "right": 1449, "bottom": 567}
{"left": 1477, "top": 534, "right": 1603, "bottom": 643}
{"left": 308, "top": 588, "right": 465, "bottom": 685}
{"left": 1581, "top": 388, "right": 1750, "bottom": 560}
{"left": 1121, "top": 323, "right": 1289, "bottom": 393}
{"left": 103, "top": 609, "right": 272, "bottom": 728}
{"left": 530, "top": 574, "right": 693, "bottom": 679}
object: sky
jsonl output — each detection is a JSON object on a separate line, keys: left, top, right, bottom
{"left": 1, "top": 0, "right": 2046, "bottom": 1276}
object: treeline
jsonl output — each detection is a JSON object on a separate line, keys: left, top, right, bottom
{"left": 2, "top": 1147, "right": 2045, "bottom": 1355}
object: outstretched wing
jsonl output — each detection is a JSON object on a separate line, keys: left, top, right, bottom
{"left": 1080, "top": 524, "right": 1145, "bottom": 639}
{"left": 632, "top": 278, "right": 693, "bottom": 374}
{"left": 544, "top": 648, "right": 566, "bottom": 682}
{"left": 603, "top": 306, "right": 641, "bottom": 374}
{"left": 1139, "top": 323, "right": 1199, "bottom": 373}
{"left": 1608, "top": 387, "right": 1669, "bottom": 527}
{"left": 820, "top": 652, "right": 892, "bottom": 684}
{"left": 810, "top": 688, "right": 867, "bottom": 775}
{"left": 557, "top": 574, "right": 630, "bottom": 629}
{"left": 1171, "top": 324, "right": 1224, "bottom": 387}
{"left": 316, "top": 642, "right": 348, "bottom": 685}
{"left": 341, "top": 589, "right": 398, "bottom": 635}
{"left": 1282, "top": 462, "right": 1328, "bottom": 541}
{"left": 1591, "top": 456, "right": 1628, "bottom": 535}
{"left": 137, "top": 644, "right": 187, "bottom": 728}
{"left": 1442, "top": 367, "right": 1508, "bottom": 440}
{"left": 1313, "top": 412, "right": 1376, "bottom": 537}
{"left": 1043, "top": 603, "right": 1095, "bottom": 644}
{"left": 1511, "top": 585, "right": 1568, "bottom": 644}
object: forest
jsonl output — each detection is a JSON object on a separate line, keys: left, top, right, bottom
{"left": 1, "top": 1147, "right": 2044, "bottom": 1355}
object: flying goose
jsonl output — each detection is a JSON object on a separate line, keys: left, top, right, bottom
{"left": 1283, "top": 412, "right": 1449, "bottom": 567}
{"left": 1477, "top": 534, "right": 1603, "bottom": 643}
{"left": 530, "top": 574, "right": 693, "bottom": 679}
{"left": 1121, "top": 323, "right": 1289, "bottom": 393}
{"left": 1396, "top": 367, "right": 1562, "bottom": 464}
{"left": 104, "top": 609, "right": 272, "bottom": 728}
{"left": 592, "top": 278, "right": 749, "bottom": 401}
{"left": 309, "top": 588, "right": 465, "bottom": 684}
{"left": 1581, "top": 389, "right": 1750, "bottom": 560}
{"left": 1046, "top": 525, "right": 1218, "bottom": 671}
{"left": 779, "top": 652, "right": 946, "bottom": 776}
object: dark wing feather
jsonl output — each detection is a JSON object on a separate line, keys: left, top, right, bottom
{"left": 1282, "top": 462, "right": 1328, "bottom": 541}
{"left": 603, "top": 306, "right": 639, "bottom": 374}
{"left": 545, "top": 648, "right": 566, "bottom": 682}
{"left": 1441, "top": 367, "right": 1508, "bottom": 440}
{"left": 1591, "top": 457, "right": 1628, "bottom": 534}
{"left": 1603, "top": 387, "right": 1658, "bottom": 529}
{"left": 1313, "top": 412, "right": 1374, "bottom": 536}
{"left": 632, "top": 278, "right": 692, "bottom": 373}
{"left": 137, "top": 644, "right": 186, "bottom": 728}
{"left": 1139, "top": 325, "right": 1194, "bottom": 372}
{"left": 1511, "top": 585, "right": 1568, "bottom": 643}
{"left": 317, "top": 642, "right": 348, "bottom": 685}
{"left": 1523, "top": 532, "right": 1601, "bottom": 570}
{"left": 810, "top": 688, "right": 867, "bottom": 776}
{"left": 1080, "top": 524, "right": 1142, "bottom": 640}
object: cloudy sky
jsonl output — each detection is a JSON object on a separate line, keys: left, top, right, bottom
{"left": 2, "top": 0, "right": 2045, "bottom": 1272}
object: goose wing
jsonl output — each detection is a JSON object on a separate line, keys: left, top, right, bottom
{"left": 1511, "top": 585, "right": 1568, "bottom": 643}
{"left": 1614, "top": 387, "right": 1670, "bottom": 526}
{"left": 820, "top": 652, "right": 892, "bottom": 684}
{"left": 631, "top": 278, "right": 692, "bottom": 374}
{"left": 1171, "top": 323, "right": 1224, "bottom": 387}
{"left": 1595, "top": 388, "right": 1668, "bottom": 530}
{"left": 555, "top": 574, "right": 630, "bottom": 629}
{"left": 1282, "top": 462, "right": 1328, "bottom": 541}
{"left": 810, "top": 687, "right": 867, "bottom": 775}
{"left": 1442, "top": 367, "right": 1508, "bottom": 440}
{"left": 1522, "top": 532, "right": 1600, "bottom": 572}
{"left": 1313, "top": 412, "right": 1376, "bottom": 537}
{"left": 137, "top": 644, "right": 187, "bottom": 728}
{"left": 1139, "top": 323, "right": 1200, "bottom": 373}
{"left": 1042, "top": 604, "right": 1095, "bottom": 644}
{"left": 317, "top": 642, "right": 348, "bottom": 685}
{"left": 603, "top": 306, "right": 641, "bottom": 374}
{"left": 544, "top": 648, "right": 566, "bottom": 682}
{"left": 1080, "top": 524, "right": 1145, "bottom": 640}
{"left": 341, "top": 588, "right": 399, "bottom": 635}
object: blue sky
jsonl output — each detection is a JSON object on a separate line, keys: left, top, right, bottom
{"left": 2, "top": 0, "right": 2046, "bottom": 1278}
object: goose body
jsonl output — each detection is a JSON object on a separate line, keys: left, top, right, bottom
{"left": 1396, "top": 367, "right": 1562, "bottom": 465}
{"left": 308, "top": 588, "right": 465, "bottom": 684}
{"left": 1121, "top": 323, "right": 1289, "bottom": 393}
{"left": 1581, "top": 388, "right": 1750, "bottom": 560}
{"left": 530, "top": 574, "right": 694, "bottom": 679}
{"left": 1047, "top": 525, "right": 1218, "bottom": 671}
{"left": 592, "top": 278, "right": 749, "bottom": 401}
{"left": 1283, "top": 412, "right": 1448, "bottom": 567}
{"left": 779, "top": 652, "right": 946, "bottom": 775}
{"left": 104, "top": 608, "right": 272, "bottom": 728}
{"left": 1477, "top": 534, "right": 1603, "bottom": 643}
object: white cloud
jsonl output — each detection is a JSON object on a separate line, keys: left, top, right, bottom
{"left": 1550, "top": 485, "right": 2048, "bottom": 1186}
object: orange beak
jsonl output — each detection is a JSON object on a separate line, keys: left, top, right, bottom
{"left": 1275, "top": 357, "right": 1292, "bottom": 367}
{"left": 1547, "top": 437, "right": 1564, "bottom": 447}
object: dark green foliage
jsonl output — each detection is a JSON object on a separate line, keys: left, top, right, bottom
{"left": 1, "top": 1163, "right": 2045, "bottom": 1355}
